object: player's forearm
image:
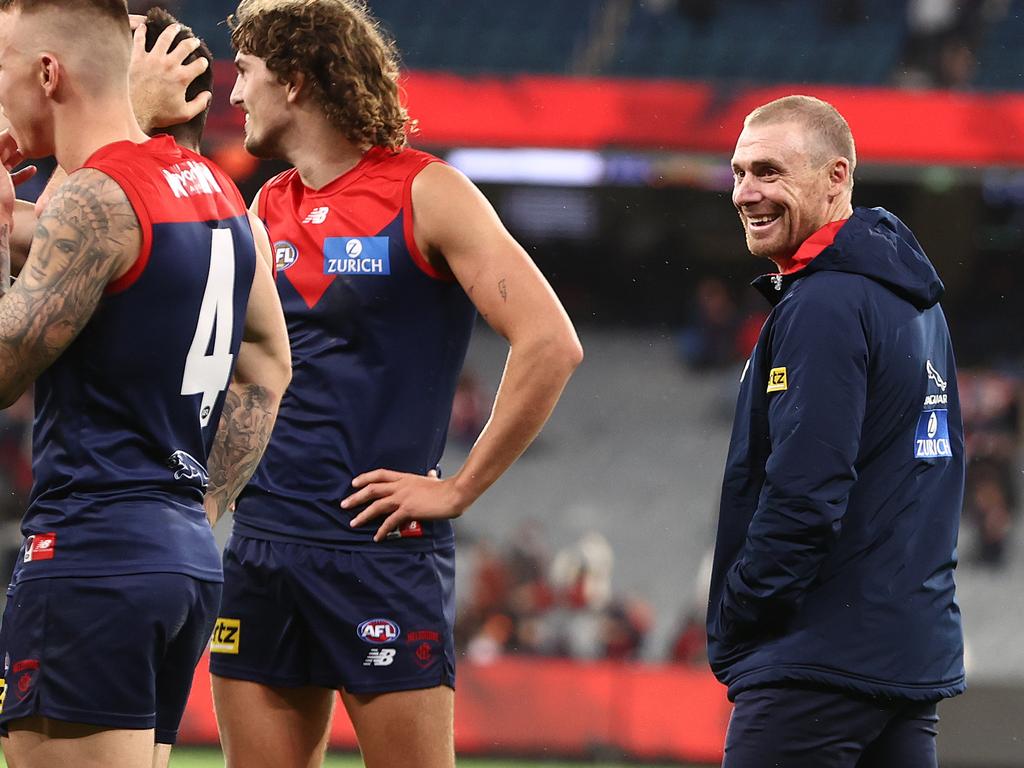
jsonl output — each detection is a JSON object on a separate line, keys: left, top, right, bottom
{"left": 450, "top": 332, "right": 582, "bottom": 508}
{"left": 205, "top": 379, "right": 282, "bottom": 525}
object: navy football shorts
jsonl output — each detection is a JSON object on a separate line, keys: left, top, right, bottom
{"left": 0, "top": 572, "right": 220, "bottom": 744}
{"left": 209, "top": 534, "right": 456, "bottom": 694}
{"left": 723, "top": 684, "right": 940, "bottom": 768}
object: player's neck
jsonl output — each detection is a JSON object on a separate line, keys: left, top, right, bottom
{"left": 283, "top": 119, "right": 365, "bottom": 191}
{"left": 53, "top": 96, "right": 150, "bottom": 172}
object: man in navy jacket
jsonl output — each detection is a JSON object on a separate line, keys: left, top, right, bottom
{"left": 708, "top": 95, "right": 965, "bottom": 767}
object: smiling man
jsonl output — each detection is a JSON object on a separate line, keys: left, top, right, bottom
{"left": 707, "top": 95, "right": 965, "bottom": 767}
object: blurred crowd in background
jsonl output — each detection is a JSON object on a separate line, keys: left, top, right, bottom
{"left": 0, "top": 0, "right": 1020, "bottom": 666}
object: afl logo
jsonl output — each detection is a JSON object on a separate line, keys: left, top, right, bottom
{"left": 927, "top": 411, "right": 938, "bottom": 439}
{"left": 357, "top": 618, "right": 400, "bottom": 644}
{"left": 274, "top": 241, "right": 298, "bottom": 272}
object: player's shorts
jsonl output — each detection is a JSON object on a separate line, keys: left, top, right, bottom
{"left": 723, "top": 684, "right": 939, "bottom": 768}
{"left": 209, "top": 534, "right": 455, "bottom": 694}
{"left": 0, "top": 572, "right": 220, "bottom": 744}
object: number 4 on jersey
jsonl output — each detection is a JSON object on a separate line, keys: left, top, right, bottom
{"left": 181, "top": 228, "right": 236, "bottom": 427}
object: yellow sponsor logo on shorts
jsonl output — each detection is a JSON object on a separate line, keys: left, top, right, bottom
{"left": 210, "top": 618, "right": 241, "bottom": 654}
{"left": 767, "top": 367, "right": 788, "bottom": 393}
{"left": 0, "top": 677, "right": 6, "bottom": 713}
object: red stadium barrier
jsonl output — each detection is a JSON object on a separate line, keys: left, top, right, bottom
{"left": 208, "top": 64, "right": 1024, "bottom": 167}
{"left": 179, "top": 654, "right": 731, "bottom": 762}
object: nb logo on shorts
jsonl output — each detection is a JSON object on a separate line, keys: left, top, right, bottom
{"left": 210, "top": 618, "right": 241, "bottom": 654}
{"left": 363, "top": 648, "right": 396, "bottom": 667}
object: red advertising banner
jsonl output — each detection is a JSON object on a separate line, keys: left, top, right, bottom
{"left": 179, "top": 654, "right": 731, "bottom": 762}
{"left": 208, "top": 65, "right": 1024, "bottom": 166}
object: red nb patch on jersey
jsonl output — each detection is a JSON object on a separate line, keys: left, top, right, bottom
{"left": 23, "top": 533, "right": 56, "bottom": 562}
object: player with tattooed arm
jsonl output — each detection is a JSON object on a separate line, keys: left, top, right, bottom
{"left": 0, "top": 3, "right": 290, "bottom": 768}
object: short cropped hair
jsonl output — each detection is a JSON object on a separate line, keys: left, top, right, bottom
{"left": 745, "top": 95, "right": 857, "bottom": 179}
{"left": 144, "top": 7, "right": 213, "bottom": 149}
{"left": 0, "top": 0, "right": 127, "bottom": 23}
{"left": 228, "top": 0, "right": 409, "bottom": 151}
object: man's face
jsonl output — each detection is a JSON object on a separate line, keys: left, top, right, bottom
{"left": 0, "top": 10, "right": 52, "bottom": 158}
{"left": 730, "top": 121, "right": 835, "bottom": 264}
{"left": 230, "top": 52, "right": 290, "bottom": 159}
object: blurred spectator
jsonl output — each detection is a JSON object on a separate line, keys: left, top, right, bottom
{"left": 669, "top": 549, "right": 713, "bottom": 666}
{"left": 602, "top": 596, "right": 653, "bottom": 660}
{"left": 456, "top": 528, "right": 651, "bottom": 662}
{"left": 896, "top": 0, "right": 1008, "bottom": 89}
{"left": 676, "top": 277, "right": 743, "bottom": 370}
{"left": 467, "top": 613, "right": 515, "bottom": 664}
{"left": 449, "top": 370, "right": 489, "bottom": 446}
{"left": 959, "top": 370, "right": 1020, "bottom": 567}
{"left": 551, "top": 530, "right": 614, "bottom": 611}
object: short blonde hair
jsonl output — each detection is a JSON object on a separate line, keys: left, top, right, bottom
{"left": 745, "top": 95, "right": 857, "bottom": 178}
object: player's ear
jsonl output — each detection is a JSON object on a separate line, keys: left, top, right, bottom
{"left": 38, "top": 53, "right": 59, "bottom": 98}
{"left": 828, "top": 157, "right": 850, "bottom": 194}
{"left": 284, "top": 71, "right": 305, "bottom": 104}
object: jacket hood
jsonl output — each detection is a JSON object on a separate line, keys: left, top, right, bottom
{"left": 753, "top": 207, "right": 945, "bottom": 309}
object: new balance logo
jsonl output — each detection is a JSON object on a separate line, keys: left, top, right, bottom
{"left": 303, "top": 207, "right": 330, "bottom": 224}
{"left": 363, "top": 648, "right": 396, "bottom": 667}
{"left": 162, "top": 160, "right": 223, "bottom": 199}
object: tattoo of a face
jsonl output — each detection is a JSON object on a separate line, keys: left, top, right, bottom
{"left": 0, "top": 169, "right": 138, "bottom": 400}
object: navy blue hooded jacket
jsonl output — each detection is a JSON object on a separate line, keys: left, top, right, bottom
{"left": 707, "top": 207, "right": 965, "bottom": 703}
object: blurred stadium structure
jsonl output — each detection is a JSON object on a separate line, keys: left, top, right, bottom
{"left": 1, "top": 0, "right": 1022, "bottom": 764}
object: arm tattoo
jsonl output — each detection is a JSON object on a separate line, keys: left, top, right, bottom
{"left": 498, "top": 278, "right": 508, "bottom": 302}
{"left": 205, "top": 382, "right": 276, "bottom": 524}
{"left": 0, "top": 170, "right": 136, "bottom": 403}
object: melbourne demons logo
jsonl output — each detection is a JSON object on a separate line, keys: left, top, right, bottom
{"left": 357, "top": 618, "right": 400, "bottom": 644}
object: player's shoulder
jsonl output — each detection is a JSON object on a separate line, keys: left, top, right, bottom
{"left": 261, "top": 167, "right": 300, "bottom": 194}
{"left": 362, "top": 145, "right": 445, "bottom": 181}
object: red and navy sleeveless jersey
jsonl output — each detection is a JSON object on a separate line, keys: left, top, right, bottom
{"left": 234, "top": 146, "right": 475, "bottom": 549}
{"left": 19, "top": 136, "right": 256, "bottom": 582}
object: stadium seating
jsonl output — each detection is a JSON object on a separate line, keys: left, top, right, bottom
{"left": 609, "top": 0, "right": 903, "bottom": 85}
{"left": 179, "top": 0, "right": 1024, "bottom": 89}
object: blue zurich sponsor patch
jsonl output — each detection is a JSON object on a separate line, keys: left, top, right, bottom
{"left": 323, "top": 237, "right": 390, "bottom": 275}
{"left": 915, "top": 409, "right": 953, "bottom": 459}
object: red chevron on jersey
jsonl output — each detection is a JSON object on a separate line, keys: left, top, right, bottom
{"left": 259, "top": 146, "right": 442, "bottom": 309}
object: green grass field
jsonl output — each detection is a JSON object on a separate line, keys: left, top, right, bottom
{"left": 0, "top": 747, "right": 710, "bottom": 767}
{"left": 168, "top": 750, "right": 692, "bottom": 767}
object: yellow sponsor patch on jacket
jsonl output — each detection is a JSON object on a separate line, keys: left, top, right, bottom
{"left": 210, "top": 618, "right": 241, "bottom": 654}
{"left": 767, "top": 367, "right": 788, "bottom": 393}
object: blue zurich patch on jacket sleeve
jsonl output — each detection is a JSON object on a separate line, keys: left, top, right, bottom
{"left": 323, "top": 237, "right": 390, "bottom": 275}
{"left": 915, "top": 409, "right": 952, "bottom": 458}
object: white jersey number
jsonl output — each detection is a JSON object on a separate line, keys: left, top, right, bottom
{"left": 181, "top": 228, "right": 236, "bottom": 427}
